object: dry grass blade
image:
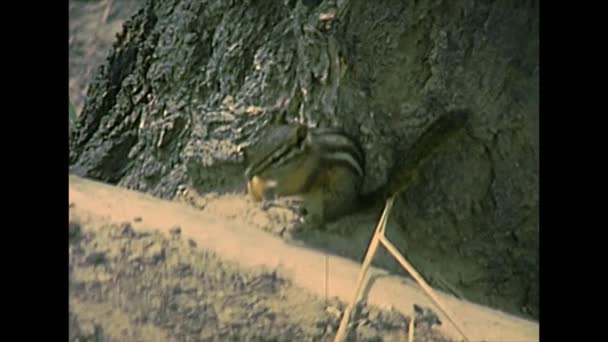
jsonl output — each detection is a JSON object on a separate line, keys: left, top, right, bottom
{"left": 334, "top": 194, "right": 471, "bottom": 342}
{"left": 408, "top": 314, "right": 415, "bottom": 342}
{"left": 333, "top": 197, "right": 395, "bottom": 342}
{"left": 379, "top": 235, "right": 470, "bottom": 342}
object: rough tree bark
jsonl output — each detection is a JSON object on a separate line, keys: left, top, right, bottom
{"left": 69, "top": 0, "right": 539, "bottom": 320}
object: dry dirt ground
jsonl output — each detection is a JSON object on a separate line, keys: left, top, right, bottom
{"left": 69, "top": 177, "right": 451, "bottom": 341}
{"left": 69, "top": 211, "right": 447, "bottom": 341}
{"left": 69, "top": 175, "right": 539, "bottom": 342}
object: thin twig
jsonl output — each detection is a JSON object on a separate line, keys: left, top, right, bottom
{"left": 408, "top": 314, "right": 415, "bottom": 342}
{"left": 379, "top": 235, "right": 470, "bottom": 342}
{"left": 333, "top": 197, "right": 395, "bottom": 342}
{"left": 325, "top": 253, "right": 329, "bottom": 305}
{"left": 334, "top": 193, "right": 471, "bottom": 342}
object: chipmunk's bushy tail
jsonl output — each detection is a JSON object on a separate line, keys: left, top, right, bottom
{"left": 386, "top": 109, "right": 469, "bottom": 197}
{"left": 358, "top": 110, "right": 470, "bottom": 211}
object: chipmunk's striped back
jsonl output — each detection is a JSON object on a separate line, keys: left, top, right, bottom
{"left": 307, "top": 127, "right": 366, "bottom": 179}
{"left": 243, "top": 123, "right": 367, "bottom": 223}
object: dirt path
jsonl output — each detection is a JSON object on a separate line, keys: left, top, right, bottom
{"left": 70, "top": 221, "right": 448, "bottom": 341}
{"left": 69, "top": 175, "right": 539, "bottom": 341}
{"left": 70, "top": 182, "right": 449, "bottom": 341}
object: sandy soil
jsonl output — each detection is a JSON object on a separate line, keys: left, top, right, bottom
{"left": 70, "top": 178, "right": 451, "bottom": 341}
{"left": 69, "top": 175, "right": 539, "bottom": 341}
{"left": 69, "top": 223, "right": 445, "bottom": 341}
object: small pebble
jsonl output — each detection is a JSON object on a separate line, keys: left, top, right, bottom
{"left": 119, "top": 222, "right": 136, "bottom": 238}
{"left": 413, "top": 304, "right": 442, "bottom": 327}
{"left": 147, "top": 245, "right": 165, "bottom": 264}
{"left": 133, "top": 217, "right": 143, "bottom": 223}
{"left": 85, "top": 252, "right": 108, "bottom": 265}
{"left": 69, "top": 222, "right": 82, "bottom": 240}
{"left": 169, "top": 225, "right": 182, "bottom": 237}
{"left": 360, "top": 306, "right": 369, "bottom": 318}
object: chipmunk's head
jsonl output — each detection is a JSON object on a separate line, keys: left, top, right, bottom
{"left": 243, "top": 123, "right": 317, "bottom": 201}
{"left": 244, "top": 123, "right": 309, "bottom": 180}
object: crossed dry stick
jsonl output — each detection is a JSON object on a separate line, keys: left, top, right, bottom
{"left": 333, "top": 196, "right": 471, "bottom": 342}
{"left": 408, "top": 313, "right": 415, "bottom": 342}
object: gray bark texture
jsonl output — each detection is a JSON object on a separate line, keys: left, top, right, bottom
{"left": 69, "top": 0, "right": 539, "bottom": 320}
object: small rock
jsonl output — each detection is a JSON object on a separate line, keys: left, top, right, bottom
{"left": 377, "top": 308, "right": 408, "bottom": 329}
{"left": 69, "top": 222, "right": 81, "bottom": 240}
{"left": 368, "top": 309, "right": 380, "bottom": 322}
{"left": 170, "top": 225, "right": 182, "bottom": 237}
{"left": 174, "top": 263, "right": 193, "bottom": 277}
{"left": 413, "top": 304, "right": 442, "bottom": 327}
{"left": 134, "top": 216, "right": 143, "bottom": 223}
{"left": 355, "top": 322, "right": 378, "bottom": 340}
{"left": 92, "top": 324, "right": 105, "bottom": 340}
{"left": 315, "top": 317, "right": 328, "bottom": 328}
{"left": 188, "top": 239, "right": 197, "bottom": 248}
{"left": 116, "top": 222, "right": 136, "bottom": 238}
{"left": 325, "top": 305, "right": 342, "bottom": 319}
{"left": 85, "top": 252, "right": 108, "bottom": 265}
{"left": 146, "top": 244, "right": 165, "bottom": 264}
{"left": 78, "top": 321, "right": 96, "bottom": 338}
{"left": 360, "top": 305, "right": 370, "bottom": 318}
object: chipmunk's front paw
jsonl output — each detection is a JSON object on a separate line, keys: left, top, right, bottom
{"left": 174, "top": 185, "right": 209, "bottom": 210}
{"left": 261, "top": 197, "right": 305, "bottom": 214}
{"left": 289, "top": 208, "right": 327, "bottom": 234}
{"left": 302, "top": 212, "right": 325, "bottom": 229}
{"left": 258, "top": 197, "right": 327, "bottom": 241}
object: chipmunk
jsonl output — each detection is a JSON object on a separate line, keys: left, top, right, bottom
{"left": 243, "top": 110, "right": 469, "bottom": 227}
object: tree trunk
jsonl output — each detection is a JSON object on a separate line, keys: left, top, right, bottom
{"left": 69, "top": 0, "right": 539, "bottom": 320}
